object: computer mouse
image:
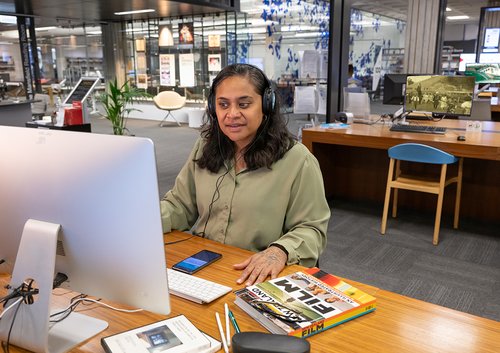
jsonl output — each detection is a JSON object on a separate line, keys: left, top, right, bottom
{"left": 457, "top": 135, "right": 466, "bottom": 141}
{"left": 232, "top": 332, "right": 310, "bottom": 353}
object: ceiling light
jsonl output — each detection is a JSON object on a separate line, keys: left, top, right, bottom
{"left": 35, "top": 26, "right": 57, "bottom": 31}
{"left": 446, "top": 7, "right": 451, "bottom": 12}
{"left": 447, "top": 15, "right": 469, "bottom": 20}
{"left": 114, "top": 9, "right": 155, "bottom": 16}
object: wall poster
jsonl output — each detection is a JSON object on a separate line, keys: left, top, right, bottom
{"left": 135, "top": 38, "right": 146, "bottom": 52}
{"left": 179, "top": 53, "right": 195, "bottom": 87}
{"left": 208, "top": 34, "right": 221, "bottom": 48}
{"left": 136, "top": 53, "right": 147, "bottom": 71}
{"left": 159, "top": 54, "right": 176, "bottom": 86}
{"left": 178, "top": 22, "right": 194, "bottom": 45}
{"left": 137, "top": 74, "right": 148, "bottom": 89}
{"left": 208, "top": 54, "right": 222, "bottom": 72}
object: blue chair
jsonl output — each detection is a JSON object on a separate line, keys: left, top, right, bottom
{"left": 380, "top": 143, "right": 463, "bottom": 245}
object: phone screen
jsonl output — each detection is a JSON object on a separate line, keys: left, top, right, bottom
{"left": 172, "top": 250, "right": 222, "bottom": 274}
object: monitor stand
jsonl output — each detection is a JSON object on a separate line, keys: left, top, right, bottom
{"left": 0, "top": 219, "right": 108, "bottom": 353}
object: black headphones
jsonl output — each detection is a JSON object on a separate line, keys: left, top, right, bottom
{"left": 207, "top": 64, "right": 276, "bottom": 120}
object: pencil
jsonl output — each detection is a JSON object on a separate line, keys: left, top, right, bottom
{"left": 215, "top": 312, "right": 229, "bottom": 353}
{"left": 228, "top": 309, "right": 241, "bottom": 333}
{"left": 224, "top": 303, "right": 231, "bottom": 347}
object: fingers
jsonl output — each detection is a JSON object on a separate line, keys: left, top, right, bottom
{"left": 235, "top": 254, "right": 258, "bottom": 285}
{"left": 234, "top": 248, "right": 287, "bottom": 286}
{"left": 233, "top": 257, "right": 251, "bottom": 270}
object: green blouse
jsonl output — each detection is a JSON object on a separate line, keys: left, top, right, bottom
{"left": 160, "top": 138, "right": 330, "bottom": 267}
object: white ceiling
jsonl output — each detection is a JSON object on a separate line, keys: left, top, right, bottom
{"left": 352, "top": 0, "right": 490, "bottom": 24}
{"left": 0, "top": 0, "right": 493, "bottom": 42}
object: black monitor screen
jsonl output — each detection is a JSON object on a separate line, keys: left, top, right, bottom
{"left": 383, "top": 74, "right": 407, "bottom": 105}
{"left": 405, "top": 75, "right": 475, "bottom": 116}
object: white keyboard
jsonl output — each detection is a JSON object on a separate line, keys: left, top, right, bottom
{"left": 167, "top": 268, "right": 232, "bottom": 304}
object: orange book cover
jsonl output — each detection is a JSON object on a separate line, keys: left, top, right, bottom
{"left": 234, "top": 268, "right": 376, "bottom": 338}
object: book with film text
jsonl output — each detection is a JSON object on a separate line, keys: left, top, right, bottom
{"left": 234, "top": 267, "right": 376, "bottom": 338}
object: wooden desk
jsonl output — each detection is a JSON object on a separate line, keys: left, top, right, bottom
{"left": 302, "top": 120, "right": 500, "bottom": 221}
{"left": 2, "top": 231, "right": 500, "bottom": 352}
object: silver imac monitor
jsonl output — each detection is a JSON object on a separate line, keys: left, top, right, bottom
{"left": 0, "top": 126, "right": 170, "bottom": 353}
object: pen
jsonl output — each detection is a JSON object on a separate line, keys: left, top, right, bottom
{"left": 228, "top": 309, "right": 241, "bottom": 333}
{"left": 224, "top": 303, "right": 231, "bottom": 347}
{"left": 215, "top": 312, "right": 229, "bottom": 353}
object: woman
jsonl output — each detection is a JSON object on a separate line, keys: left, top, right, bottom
{"left": 161, "top": 64, "right": 330, "bottom": 285}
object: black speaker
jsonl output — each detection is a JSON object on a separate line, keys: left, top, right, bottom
{"left": 207, "top": 64, "right": 276, "bottom": 120}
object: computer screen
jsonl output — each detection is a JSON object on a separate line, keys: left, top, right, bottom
{"left": 405, "top": 75, "right": 475, "bottom": 117}
{"left": 383, "top": 73, "right": 408, "bottom": 105}
{"left": 478, "top": 52, "right": 500, "bottom": 64}
{"left": 0, "top": 127, "right": 170, "bottom": 352}
{"left": 464, "top": 63, "right": 500, "bottom": 83}
{"left": 458, "top": 53, "right": 477, "bottom": 72}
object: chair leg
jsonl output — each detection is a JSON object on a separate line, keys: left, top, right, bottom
{"left": 453, "top": 158, "right": 463, "bottom": 229}
{"left": 160, "top": 111, "right": 182, "bottom": 127}
{"left": 159, "top": 112, "right": 170, "bottom": 127}
{"left": 392, "top": 189, "right": 399, "bottom": 218}
{"left": 381, "top": 159, "right": 395, "bottom": 235}
{"left": 433, "top": 164, "right": 448, "bottom": 245}
{"left": 392, "top": 160, "right": 401, "bottom": 218}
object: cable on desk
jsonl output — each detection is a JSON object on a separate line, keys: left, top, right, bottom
{"left": 165, "top": 234, "right": 197, "bottom": 245}
{"left": 1, "top": 281, "right": 37, "bottom": 353}
{"left": 50, "top": 296, "right": 143, "bottom": 323}
{"left": 1, "top": 297, "right": 22, "bottom": 353}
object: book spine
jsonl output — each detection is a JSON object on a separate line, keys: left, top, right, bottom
{"left": 289, "top": 301, "right": 377, "bottom": 338}
{"left": 100, "top": 339, "right": 113, "bottom": 353}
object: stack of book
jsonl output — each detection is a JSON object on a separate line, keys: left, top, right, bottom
{"left": 234, "top": 268, "right": 376, "bottom": 338}
{"left": 101, "top": 315, "right": 221, "bottom": 353}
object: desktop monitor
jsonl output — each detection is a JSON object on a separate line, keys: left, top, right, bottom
{"left": 458, "top": 53, "right": 477, "bottom": 72}
{"left": 383, "top": 73, "right": 408, "bottom": 105}
{"left": 405, "top": 75, "right": 475, "bottom": 117}
{"left": 479, "top": 52, "right": 500, "bottom": 64}
{"left": 464, "top": 63, "right": 500, "bottom": 83}
{"left": 0, "top": 127, "right": 170, "bottom": 352}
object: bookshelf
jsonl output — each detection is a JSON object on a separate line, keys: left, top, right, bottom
{"left": 441, "top": 46, "right": 462, "bottom": 75}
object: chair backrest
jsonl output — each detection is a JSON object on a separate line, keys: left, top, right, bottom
{"left": 153, "top": 90, "right": 186, "bottom": 109}
{"left": 388, "top": 143, "right": 458, "bottom": 164}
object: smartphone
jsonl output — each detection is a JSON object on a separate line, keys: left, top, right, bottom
{"left": 172, "top": 250, "right": 222, "bottom": 274}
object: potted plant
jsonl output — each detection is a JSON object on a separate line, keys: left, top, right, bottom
{"left": 100, "top": 79, "right": 151, "bottom": 135}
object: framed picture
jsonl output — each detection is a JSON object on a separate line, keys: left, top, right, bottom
{"left": 208, "top": 34, "right": 220, "bottom": 48}
{"left": 135, "top": 38, "right": 145, "bottom": 52}
{"left": 137, "top": 74, "right": 148, "bottom": 89}
{"left": 178, "top": 22, "right": 194, "bottom": 45}
{"left": 136, "top": 52, "right": 147, "bottom": 71}
{"left": 208, "top": 54, "right": 222, "bottom": 72}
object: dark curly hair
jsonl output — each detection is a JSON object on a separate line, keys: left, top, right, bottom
{"left": 197, "top": 64, "right": 296, "bottom": 173}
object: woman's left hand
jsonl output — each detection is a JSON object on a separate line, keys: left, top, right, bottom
{"left": 233, "top": 246, "right": 287, "bottom": 286}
